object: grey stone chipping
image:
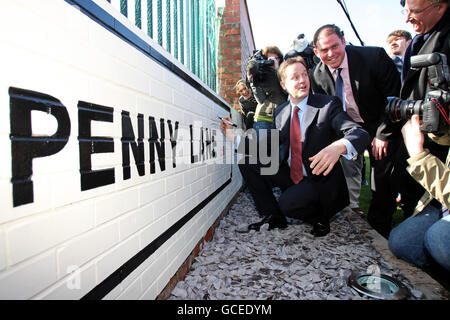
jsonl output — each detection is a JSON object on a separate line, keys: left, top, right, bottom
{"left": 169, "top": 188, "right": 422, "bottom": 300}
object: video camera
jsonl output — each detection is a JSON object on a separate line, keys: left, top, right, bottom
{"left": 284, "top": 34, "right": 318, "bottom": 70}
{"left": 246, "top": 49, "right": 275, "bottom": 86}
{"left": 250, "top": 49, "right": 274, "bottom": 68}
{"left": 386, "top": 52, "right": 450, "bottom": 134}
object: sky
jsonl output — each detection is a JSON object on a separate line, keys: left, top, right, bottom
{"left": 245, "top": 0, "right": 415, "bottom": 54}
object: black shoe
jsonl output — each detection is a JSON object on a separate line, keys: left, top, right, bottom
{"left": 248, "top": 215, "right": 287, "bottom": 231}
{"left": 248, "top": 215, "right": 271, "bottom": 231}
{"left": 268, "top": 215, "right": 287, "bottom": 230}
{"left": 310, "top": 221, "right": 330, "bottom": 237}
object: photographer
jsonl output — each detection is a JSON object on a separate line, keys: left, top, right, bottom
{"left": 388, "top": 0, "right": 450, "bottom": 271}
{"left": 392, "top": 0, "right": 450, "bottom": 219}
{"left": 246, "top": 46, "right": 288, "bottom": 136}
{"left": 389, "top": 115, "right": 449, "bottom": 271}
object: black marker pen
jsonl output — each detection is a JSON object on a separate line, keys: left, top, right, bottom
{"left": 218, "top": 116, "right": 237, "bottom": 127}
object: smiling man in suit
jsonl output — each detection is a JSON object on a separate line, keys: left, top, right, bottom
{"left": 310, "top": 24, "right": 401, "bottom": 238}
{"left": 221, "top": 56, "right": 369, "bottom": 237}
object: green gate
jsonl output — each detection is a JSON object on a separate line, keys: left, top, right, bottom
{"left": 106, "top": 0, "right": 222, "bottom": 92}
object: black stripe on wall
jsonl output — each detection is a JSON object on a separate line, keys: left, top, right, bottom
{"left": 82, "top": 177, "right": 231, "bottom": 300}
{"left": 58, "top": 0, "right": 235, "bottom": 299}
{"left": 64, "top": 0, "right": 230, "bottom": 112}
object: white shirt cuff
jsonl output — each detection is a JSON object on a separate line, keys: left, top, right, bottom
{"left": 340, "top": 138, "right": 358, "bottom": 160}
{"left": 234, "top": 135, "right": 241, "bottom": 151}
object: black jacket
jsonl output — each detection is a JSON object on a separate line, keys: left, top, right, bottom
{"left": 238, "top": 94, "right": 370, "bottom": 218}
{"left": 401, "top": 7, "right": 450, "bottom": 100}
{"left": 275, "top": 94, "right": 370, "bottom": 218}
{"left": 311, "top": 45, "right": 401, "bottom": 141}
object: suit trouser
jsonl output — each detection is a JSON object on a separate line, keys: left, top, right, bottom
{"left": 367, "top": 138, "right": 401, "bottom": 238}
{"left": 340, "top": 155, "right": 364, "bottom": 209}
{"left": 238, "top": 162, "right": 320, "bottom": 222}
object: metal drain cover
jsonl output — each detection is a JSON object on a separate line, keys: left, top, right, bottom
{"left": 347, "top": 272, "right": 410, "bottom": 300}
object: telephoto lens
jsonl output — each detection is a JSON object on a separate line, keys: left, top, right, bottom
{"left": 386, "top": 96, "right": 423, "bottom": 122}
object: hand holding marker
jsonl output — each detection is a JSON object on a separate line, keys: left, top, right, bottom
{"left": 218, "top": 116, "right": 237, "bottom": 127}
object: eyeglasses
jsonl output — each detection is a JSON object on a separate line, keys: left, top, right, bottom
{"left": 401, "top": 3, "right": 438, "bottom": 17}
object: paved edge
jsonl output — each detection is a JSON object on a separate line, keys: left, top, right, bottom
{"left": 344, "top": 209, "right": 450, "bottom": 300}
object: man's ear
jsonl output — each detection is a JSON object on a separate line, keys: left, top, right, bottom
{"left": 313, "top": 47, "right": 319, "bottom": 57}
{"left": 280, "top": 80, "right": 287, "bottom": 91}
{"left": 436, "top": 2, "right": 447, "bottom": 15}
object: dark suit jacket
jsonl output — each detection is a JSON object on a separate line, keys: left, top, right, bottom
{"left": 401, "top": 8, "right": 450, "bottom": 100}
{"left": 275, "top": 94, "right": 370, "bottom": 218}
{"left": 310, "top": 45, "right": 401, "bottom": 141}
{"left": 237, "top": 93, "right": 369, "bottom": 218}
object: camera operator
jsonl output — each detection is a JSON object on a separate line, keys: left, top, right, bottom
{"left": 284, "top": 34, "right": 319, "bottom": 71}
{"left": 388, "top": 0, "right": 450, "bottom": 271}
{"left": 392, "top": 0, "right": 450, "bottom": 219}
{"left": 246, "top": 46, "right": 288, "bottom": 137}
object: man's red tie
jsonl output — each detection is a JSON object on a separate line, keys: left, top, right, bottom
{"left": 290, "top": 106, "right": 303, "bottom": 184}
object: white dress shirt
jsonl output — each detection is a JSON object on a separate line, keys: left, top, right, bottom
{"left": 287, "top": 97, "right": 358, "bottom": 177}
{"left": 234, "top": 96, "right": 359, "bottom": 170}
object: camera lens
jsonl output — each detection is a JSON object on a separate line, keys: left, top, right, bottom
{"left": 386, "top": 97, "right": 423, "bottom": 122}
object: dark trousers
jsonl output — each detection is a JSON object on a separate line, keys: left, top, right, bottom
{"left": 391, "top": 141, "right": 424, "bottom": 219}
{"left": 367, "top": 138, "right": 401, "bottom": 238}
{"left": 238, "top": 162, "right": 321, "bottom": 223}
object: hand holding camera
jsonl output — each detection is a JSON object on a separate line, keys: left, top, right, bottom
{"left": 386, "top": 52, "right": 450, "bottom": 135}
{"left": 402, "top": 114, "right": 425, "bottom": 157}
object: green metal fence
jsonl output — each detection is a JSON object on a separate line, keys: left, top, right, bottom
{"left": 105, "top": 0, "right": 221, "bottom": 92}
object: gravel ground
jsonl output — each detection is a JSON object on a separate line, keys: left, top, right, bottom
{"left": 169, "top": 188, "right": 424, "bottom": 300}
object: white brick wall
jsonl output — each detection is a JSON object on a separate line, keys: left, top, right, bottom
{"left": 0, "top": 251, "right": 57, "bottom": 300}
{"left": 5, "top": 202, "right": 95, "bottom": 265}
{"left": 96, "top": 235, "right": 141, "bottom": 285}
{"left": 0, "top": 0, "right": 242, "bottom": 300}
{"left": 0, "top": 228, "right": 6, "bottom": 272}
{"left": 57, "top": 222, "right": 120, "bottom": 278}
{"left": 33, "top": 263, "right": 97, "bottom": 300}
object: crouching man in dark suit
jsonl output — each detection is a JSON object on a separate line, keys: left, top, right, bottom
{"left": 221, "top": 56, "right": 370, "bottom": 237}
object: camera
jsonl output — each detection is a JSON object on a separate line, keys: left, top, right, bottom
{"left": 386, "top": 52, "right": 450, "bottom": 134}
{"left": 284, "top": 34, "right": 319, "bottom": 70}
{"left": 246, "top": 50, "right": 275, "bottom": 84}
{"left": 249, "top": 49, "right": 274, "bottom": 68}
